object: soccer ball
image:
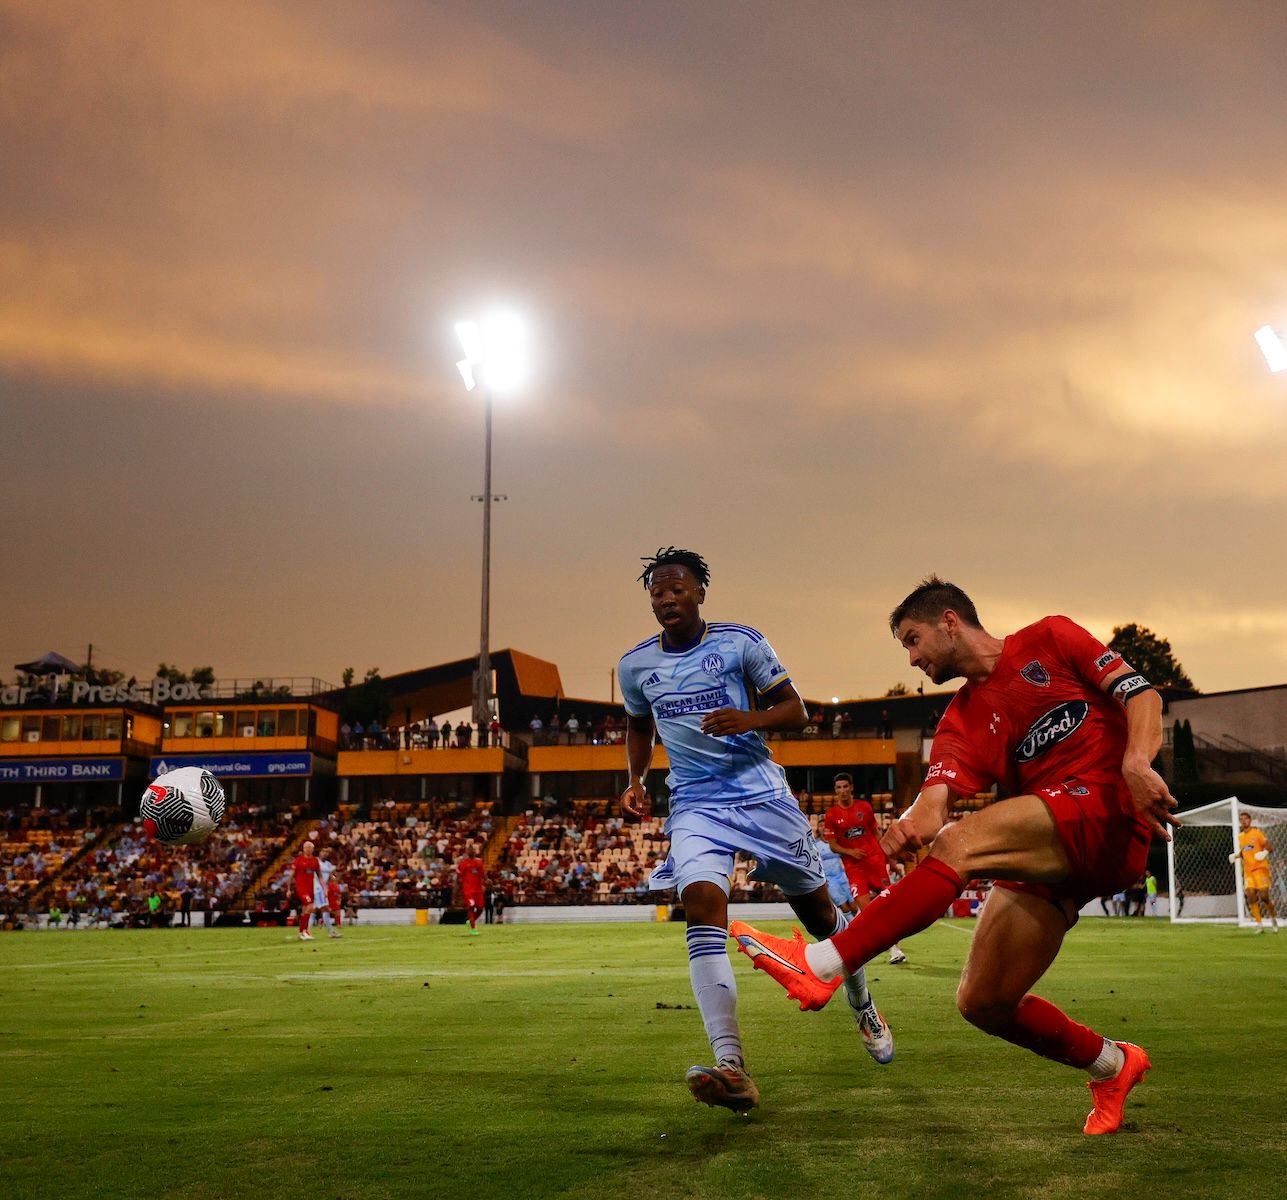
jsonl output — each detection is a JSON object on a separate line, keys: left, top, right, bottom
{"left": 140, "top": 767, "right": 227, "bottom": 845}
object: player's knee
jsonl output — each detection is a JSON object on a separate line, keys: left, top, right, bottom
{"left": 929, "top": 819, "right": 968, "bottom": 870}
{"left": 956, "top": 983, "right": 1017, "bottom": 1032}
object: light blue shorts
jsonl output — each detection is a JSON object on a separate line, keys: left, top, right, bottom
{"left": 649, "top": 795, "right": 826, "bottom": 899}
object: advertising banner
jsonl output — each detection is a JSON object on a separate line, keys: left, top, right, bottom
{"left": 0, "top": 757, "right": 127, "bottom": 783}
{"left": 149, "top": 753, "right": 313, "bottom": 779}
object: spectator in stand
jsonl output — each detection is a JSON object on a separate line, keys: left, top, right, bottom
{"left": 566, "top": 713, "right": 580, "bottom": 743}
{"left": 456, "top": 721, "right": 472, "bottom": 748}
{"left": 549, "top": 713, "right": 561, "bottom": 744}
{"left": 427, "top": 719, "right": 440, "bottom": 749}
{"left": 529, "top": 714, "right": 543, "bottom": 743}
{"left": 352, "top": 721, "right": 366, "bottom": 749}
{"left": 831, "top": 711, "right": 843, "bottom": 738}
{"left": 489, "top": 715, "right": 502, "bottom": 747}
{"left": 180, "top": 886, "right": 193, "bottom": 926}
{"left": 340, "top": 722, "right": 352, "bottom": 749}
{"left": 879, "top": 709, "right": 893, "bottom": 739}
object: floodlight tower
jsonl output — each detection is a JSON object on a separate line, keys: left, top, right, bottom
{"left": 1254, "top": 324, "right": 1287, "bottom": 372}
{"left": 455, "top": 313, "right": 529, "bottom": 732}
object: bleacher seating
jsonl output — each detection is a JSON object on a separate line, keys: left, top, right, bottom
{"left": 42, "top": 806, "right": 295, "bottom": 926}
{"left": 261, "top": 801, "right": 495, "bottom": 910}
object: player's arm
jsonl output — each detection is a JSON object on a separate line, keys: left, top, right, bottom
{"left": 881, "top": 783, "right": 954, "bottom": 862}
{"left": 1100, "top": 663, "right": 1181, "bottom": 841}
{"left": 621, "top": 711, "right": 655, "bottom": 822}
{"left": 700, "top": 681, "right": 807, "bottom": 737}
{"left": 825, "top": 836, "right": 859, "bottom": 860}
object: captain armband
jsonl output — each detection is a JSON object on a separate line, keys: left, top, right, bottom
{"left": 1110, "top": 672, "right": 1155, "bottom": 705}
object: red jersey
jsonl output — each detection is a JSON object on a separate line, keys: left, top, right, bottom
{"left": 326, "top": 880, "right": 341, "bottom": 907}
{"left": 823, "top": 800, "right": 881, "bottom": 854}
{"left": 926, "top": 616, "right": 1127, "bottom": 799}
{"left": 292, "top": 854, "right": 320, "bottom": 893}
{"left": 457, "top": 857, "right": 485, "bottom": 892}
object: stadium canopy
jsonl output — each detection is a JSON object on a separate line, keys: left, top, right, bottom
{"left": 14, "top": 650, "right": 83, "bottom": 675}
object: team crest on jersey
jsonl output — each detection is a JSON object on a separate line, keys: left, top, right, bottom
{"left": 1014, "top": 701, "right": 1090, "bottom": 763}
{"left": 1020, "top": 660, "right": 1050, "bottom": 687}
{"left": 701, "top": 652, "right": 725, "bottom": 675}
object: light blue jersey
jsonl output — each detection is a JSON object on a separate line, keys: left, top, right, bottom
{"left": 618, "top": 621, "right": 793, "bottom": 811}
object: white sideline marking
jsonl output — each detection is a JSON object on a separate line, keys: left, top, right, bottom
{"left": 935, "top": 920, "right": 974, "bottom": 935}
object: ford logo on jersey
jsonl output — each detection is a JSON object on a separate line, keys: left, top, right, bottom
{"left": 1014, "top": 701, "right": 1090, "bottom": 763}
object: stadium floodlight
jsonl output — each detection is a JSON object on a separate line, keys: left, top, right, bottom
{"left": 454, "top": 310, "right": 532, "bottom": 740}
{"left": 1253, "top": 324, "right": 1287, "bottom": 372}
{"left": 456, "top": 312, "right": 530, "bottom": 394}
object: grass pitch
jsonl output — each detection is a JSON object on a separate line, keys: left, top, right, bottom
{"left": 0, "top": 919, "right": 1283, "bottom": 1200}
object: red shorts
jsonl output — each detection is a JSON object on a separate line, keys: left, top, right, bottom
{"left": 842, "top": 854, "right": 890, "bottom": 898}
{"left": 294, "top": 884, "right": 314, "bottom": 905}
{"left": 462, "top": 890, "right": 484, "bottom": 911}
{"left": 996, "top": 779, "right": 1151, "bottom": 918}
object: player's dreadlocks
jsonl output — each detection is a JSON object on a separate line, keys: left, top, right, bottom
{"left": 638, "top": 546, "right": 711, "bottom": 590}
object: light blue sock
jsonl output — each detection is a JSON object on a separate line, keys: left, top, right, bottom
{"left": 686, "top": 925, "right": 743, "bottom": 1067}
{"left": 830, "top": 909, "right": 869, "bottom": 1008}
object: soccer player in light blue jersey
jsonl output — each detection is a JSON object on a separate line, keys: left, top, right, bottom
{"left": 619, "top": 547, "right": 893, "bottom": 1113}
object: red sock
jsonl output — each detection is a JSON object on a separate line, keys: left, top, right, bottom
{"left": 990, "top": 995, "right": 1104, "bottom": 1068}
{"left": 468, "top": 912, "right": 477, "bottom": 929}
{"left": 833, "top": 856, "right": 964, "bottom": 972}
{"left": 299, "top": 912, "right": 310, "bottom": 933}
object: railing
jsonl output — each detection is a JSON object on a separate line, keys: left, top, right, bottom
{"left": 1192, "top": 734, "right": 1287, "bottom": 784}
{"left": 202, "top": 677, "right": 339, "bottom": 700}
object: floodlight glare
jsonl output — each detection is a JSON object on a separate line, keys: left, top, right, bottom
{"left": 1254, "top": 324, "right": 1287, "bottom": 373}
{"left": 455, "top": 312, "right": 530, "bottom": 394}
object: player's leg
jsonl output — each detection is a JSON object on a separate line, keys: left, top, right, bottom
{"left": 1245, "top": 886, "right": 1263, "bottom": 927}
{"left": 854, "top": 874, "right": 907, "bottom": 963}
{"left": 822, "top": 794, "right": 1069, "bottom": 976}
{"left": 731, "top": 794, "right": 1069, "bottom": 1003}
{"left": 682, "top": 878, "right": 759, "bottom": 1112}
{"left": 298, "top": 899, "right": 313, "bottom": 939}
{"left": 788, "top": 884, "right": 893, "bottom": 1064}
{"left": 1249, "top": 884, "right": 1277, "bottom": 930}
{"left": 959, "top": 885, "right": 1150, "bottom": 1133}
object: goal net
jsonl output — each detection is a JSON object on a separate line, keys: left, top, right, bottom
{"left": 1168, "top": 796, "right": 1287, "bottom": 926}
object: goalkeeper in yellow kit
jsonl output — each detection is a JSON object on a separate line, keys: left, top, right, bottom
{"left": 1231, "top": 811, "right": 1277, "bottom": 933}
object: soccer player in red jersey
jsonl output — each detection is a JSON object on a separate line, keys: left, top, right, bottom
{"left": 732, "top": 577, "right": 1179, "bottom": 1135}
{"left": 326, "top": 876, "right": 343, "bottom": 938}
{"left": 457, "top": 845, "right": 486, "bottom": 934}
{"left": 823, "top": 773, "right": 907, "bottom": 964}
{"left": 292, "top": 839, "right": 321, "bottom": 941}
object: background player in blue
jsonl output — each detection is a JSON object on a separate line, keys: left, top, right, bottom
{"left": 618, "top": 547, "right": 893, "bottom": 1113}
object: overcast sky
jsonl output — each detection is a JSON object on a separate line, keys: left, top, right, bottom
{"left": 3, "top": 0, "right": 1286, "bottom": 703}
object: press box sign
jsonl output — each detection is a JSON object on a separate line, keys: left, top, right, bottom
{"left": 0, "top": 679, "right": 215, "bottom": 706}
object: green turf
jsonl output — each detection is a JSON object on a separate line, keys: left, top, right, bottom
{"left": 0, "top": 919, "right": 1283, "bottom": 1199}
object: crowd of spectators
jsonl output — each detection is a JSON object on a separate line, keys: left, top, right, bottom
{"left": 263, "top": 802, "right": 493, "bottom": 910}
{"left": 494, "top": 807, "right": 666, "bottom": 904}
{"left": 27, "top": 805, "right": 295, "bottom": 928}
{"left": 339, "top": 719, "right": 507, "bottom": 751}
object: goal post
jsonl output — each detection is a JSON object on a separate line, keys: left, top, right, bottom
{"left": 1168, "top": 796, "right": 1287, "bottom": 927}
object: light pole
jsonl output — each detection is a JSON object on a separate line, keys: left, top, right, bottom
{"left": 456, "top": 313, "right": 528, "bottom": 733}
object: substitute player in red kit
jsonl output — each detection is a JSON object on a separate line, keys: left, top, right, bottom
{"left": 326, "top": 875, "right": 343, "bottom": 938}
{"left": 457, "top": 845, "right": 485, "bottom": 935}
{"left": 823, "top": 773, "right": 907, "bottom": 964}
{"left": 732, "top": 577, "right": 1179, "bottom": 1135}
{"left": 292, "top": 839, "right": 320, "bottom": 941}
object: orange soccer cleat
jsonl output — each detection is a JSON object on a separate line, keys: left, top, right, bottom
{"left": 1083, "top": 1042, "right": 1151, "bottom": 1135}
{"left": 729, "top": 922, "right": 843, "bottom": 1012}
